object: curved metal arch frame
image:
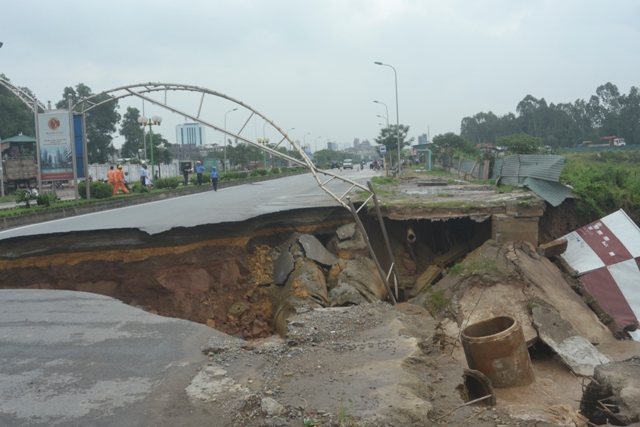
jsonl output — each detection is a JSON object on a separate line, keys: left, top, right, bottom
{"left": 0, "top": 77, "right": 46, "bottom": 113}
{"left": 75, "top": 82, "right": 374, "bottom": 210}
{"left": 76, "top": 82, "right": 397, "bottom": 303}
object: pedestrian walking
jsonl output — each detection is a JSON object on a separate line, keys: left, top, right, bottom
{"left": 107, "top": 166, "right": 116, "bottom": 190}
{"left": 113, "top": 165, "right": 130, "bottom": 196}
{"left": 183, "top": 163, "right": 191, "bottom": 186}
{"left": 195, "top": 161, "right": 205, "bottom": 186}
{"left": 210, "top": 167, "right": 219, "bottom": 191}
{"left": 140, "top": 164, "right": 151, "bottom": 188}
{"left": 124, "top": 171, "right": 130, "bottom": 191}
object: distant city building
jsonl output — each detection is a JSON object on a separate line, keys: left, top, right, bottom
{"left": 327, "top": 141, "right": 338, "bottom": 151}
{"left": 418, "top": 133, "right": 430, "bottom": 145}
{"left": 353, "top": 138, "right": 360, "bottom": 149}
{"left": 176, "top": 123, "right": 206, "bottom": 146}
{"left": 169, "top": 143, "right": 200, "bottom": 160}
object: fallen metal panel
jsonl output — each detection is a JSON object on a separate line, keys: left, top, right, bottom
{"left": 580, "top": 262, "right": 640, "bottom": 340}
{"left": 561, "top": 210, "right": 640, "bottom": 274}
{"left": 560, "top": 209, "right": 640, "bottom": 341}
{"left": 523, "top": 177, "right": 572, "bottom": 207}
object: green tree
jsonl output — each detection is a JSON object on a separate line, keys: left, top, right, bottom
{"left": 56, "top": 83, "right": 121, "bottom": 164}
{"left": 498, "top": 133, "right": 542, "bottom": 154}
{"left": 0, "top": 74, "right": 36, "bottom": 139}
{"left": 431, "top": 132, "right": 477, "bottom": 159}
{"left": 374, "top": 124, "right": 414, "bottom": 166}
{"left": 148, "top": 132, "right": 172, "bottom": 166}
{"left": 119, "top": 107, "right": 145, "bottom": 158}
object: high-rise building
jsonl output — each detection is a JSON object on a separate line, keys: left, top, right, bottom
{"left": 176, "top": 123, "right": 206, "bottom": 146}
{"left": 327, "top": 141, "right": 339, "bottom": 151}
{"left": 418, "top": 133, "right": 430, "bottom": 145}
{"left": 353, "top": 138, "right": 360, "bottom": 149}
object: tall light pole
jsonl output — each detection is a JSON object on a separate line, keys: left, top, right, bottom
{"left": 314, "top": 136, "right": 322, "bottom": 153}
{"left": 377, "top": 114, "right": 388, "bottom": 127}
{"left": 373, "top": 100, "right": 389, "bottom": 124}
{"left": 374, "top": 62, "right": 401, "bottom": 173}
{"left": 138, "top": 115, "right": 162, "bottom": 184}
{"left": 223, "top": 108, "right": 238, "bottom": 171}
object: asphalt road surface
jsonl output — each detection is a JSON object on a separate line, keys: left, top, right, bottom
{"left": 0, "top": 168, "right": 377, "bottom": 241}
{"left": 0, "top": 289, "right": 219, "bottom": 427}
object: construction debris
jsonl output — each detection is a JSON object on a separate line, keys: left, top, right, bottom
{"left": 537, "top": 238, "right": 568, "bottom": 258}
{"left": 531, "top": 301, "right": 610, "bottom": 376}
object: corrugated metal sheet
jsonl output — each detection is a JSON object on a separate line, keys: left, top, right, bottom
{"left": 460, "top": 159, "right": 475, "bottom": 175}
{"left": 499, "top": 155, "right": 565, "bottom": 185}
{"left": 518, "top": 155, "right": 565, "bottom": 181}
{"left": 499, "top": 156, "right": 521, "bottom": 186}
{"left": 492, "top": 159, "right": 503, "bottom": 180}
{"left": 523, "top": 177, "right": 572, "bottom": 207}
{"left": 497, "top": 155, "right": 570, "bottom": 206}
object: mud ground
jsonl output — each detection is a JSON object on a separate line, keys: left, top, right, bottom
{"left": 180, "top": 302, "right": 567, "bottom": 427}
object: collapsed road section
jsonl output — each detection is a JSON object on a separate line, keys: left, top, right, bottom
{"left": 1, "top": 193, "right": 639, "bottom": 426}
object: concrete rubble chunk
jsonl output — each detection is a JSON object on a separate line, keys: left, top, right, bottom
{"left": 532, "top": 303, "right": 610, "bottom": 376}
{"left": 261, "top": 397, "right": 286, "bottom": 417}
{"left": 336, "top": 223, "right": 356, "bottom": 240}
{"left": 537, "top": 239, "right": 568, "bottom": 258}
{"left": 580, "top": 356, "right": 640, "bottom": 426}
{"left": 328, "top": 256, "right": 387, "bottom": 306}
{"left": 298, "top": 234, "right": 338, "bottom": 267}
{"left": 273, "top": 247, "right": 294, "bottom": 286}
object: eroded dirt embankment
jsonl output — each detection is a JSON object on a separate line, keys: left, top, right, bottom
{"left": 0, "top": 207, "right": 354, "bottom": 339}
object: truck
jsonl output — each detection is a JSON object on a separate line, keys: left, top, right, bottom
{"left": 342, "top": 159, "right": 353, "bottom": 169}
{"left": 1, "top": 135, "right": 39, "bottom": 192}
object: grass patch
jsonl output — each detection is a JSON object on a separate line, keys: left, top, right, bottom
{"left": 428, "top": 290, "right": 450, "bottom": 312}
{"left": 495, "top": 185, "right": 514, "bottom": 193}
{"left": 449, "top": 263, "right": 463, "bottom": 275}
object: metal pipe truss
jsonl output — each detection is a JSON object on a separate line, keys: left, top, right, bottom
{"left": 75, "top": 82, "right": 372, "bottom": 209}
{"left": 0, "top": 77, "right": 46, "bottom": 113}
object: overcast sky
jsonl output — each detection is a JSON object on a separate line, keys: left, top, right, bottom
{"left": 2, "top": 0, "right": 639, "bottom": 150}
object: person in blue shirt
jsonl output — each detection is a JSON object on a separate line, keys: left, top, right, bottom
{"left": 195, "top": 161, "right": 205, "bottom": 186}
{"left": 210, "top": 167, "right": 219, "bottom": 191}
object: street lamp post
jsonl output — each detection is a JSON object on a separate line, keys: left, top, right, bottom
{"left": 377, "top": 114, "right": 389, "bottom": 127}
{"left": 259, "top": 121, "right": 270, "bottom": 169}
{"left": 373, "top": 100, "right": 389, "bottom": 124}
{"left": 138, "top": 115, "right": 162, "bottom": 185}
{"left": 374, "top": 62, "right": 401, "bottom": 173}
{"left": 224, "top": 108, "right": 238, "bottom": 171}
{"left": 314, "top": 136, "right": 322, "bottom": 154}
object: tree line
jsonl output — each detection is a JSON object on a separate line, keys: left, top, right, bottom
{"left": 459, "top": 82, "right": 640, "bottom": 148}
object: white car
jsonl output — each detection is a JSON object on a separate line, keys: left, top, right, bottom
{"left": 343, "top": 159, "right": 353, "bottom": 169}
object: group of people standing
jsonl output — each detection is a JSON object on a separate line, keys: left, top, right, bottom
{"left": 106, "top": 162, "right": 220, "bottom": 195}
{"left": 106, "top": 165, "right": 130, "bottom": 196}
{"left": 184, "top": 161, "right": 219, "bottom": 191}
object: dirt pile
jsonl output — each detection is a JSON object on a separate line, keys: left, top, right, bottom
{"left": 187, "top": 302, "right": 560, "bottom": 427}
{"left": 408, "top": 239, "right": 640, "bottom": 426}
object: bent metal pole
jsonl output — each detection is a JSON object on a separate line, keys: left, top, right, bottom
{"left": 347, "top": 197, "right": 396, "bottom": 305}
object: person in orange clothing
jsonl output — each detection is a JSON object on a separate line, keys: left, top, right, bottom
{"left": 113, "top": 164, "right": 130, "bottom": 195}
{"left": 107, "top": 166, "right": 116, "bottom": 190}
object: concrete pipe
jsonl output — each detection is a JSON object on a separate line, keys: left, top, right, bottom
{"left": 406, "top": 227, "right": 416, "bottom": 243}
{"left": 461, "top": 316, "right": 534, "bottom": 388}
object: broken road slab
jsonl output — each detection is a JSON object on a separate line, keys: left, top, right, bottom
{"left": 532, "top": 302, "right": 610, "bottom": 376}
{"left": 0, "top": 289, "right": 217, "bottom": 427}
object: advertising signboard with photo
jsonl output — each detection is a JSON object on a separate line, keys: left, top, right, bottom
{"left": 37, "top": 110, "right": 73, "bottom": 180}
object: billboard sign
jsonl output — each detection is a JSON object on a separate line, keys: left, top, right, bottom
{"left": 37, "top": 110, "right": 74, "bottom": 180}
